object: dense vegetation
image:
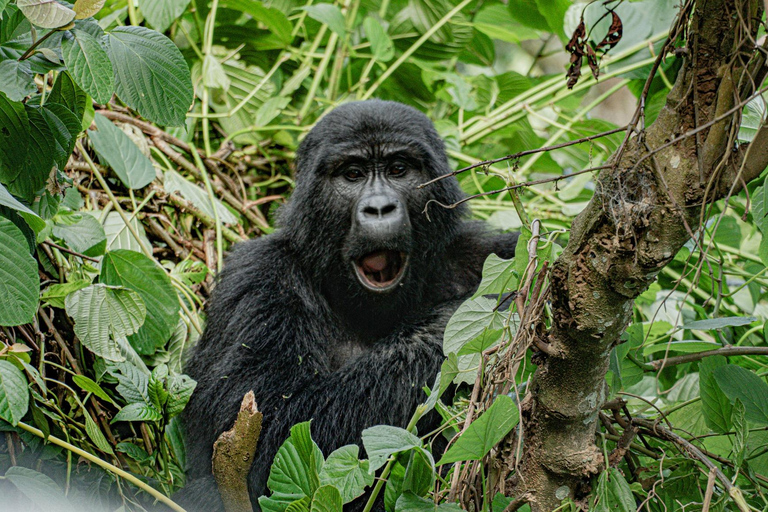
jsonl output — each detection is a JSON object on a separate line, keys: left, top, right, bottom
{"left": 0, "top": 0, "right": 767, "bottom": 511}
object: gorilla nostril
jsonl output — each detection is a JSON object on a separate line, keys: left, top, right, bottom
{"left": 363, "top": 203, "right": 397, "bottom": 218}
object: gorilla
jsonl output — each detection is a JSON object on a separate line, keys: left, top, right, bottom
{"left": 179, "top": 100, "right": 519, "bottom": 511}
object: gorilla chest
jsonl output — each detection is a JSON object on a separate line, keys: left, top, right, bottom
{"left": 326, "top": 336, "right": 375, "bottom": 371}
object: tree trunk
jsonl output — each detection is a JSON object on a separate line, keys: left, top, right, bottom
{"left": 517, "top": 1, "right": 768, "bottom": 509}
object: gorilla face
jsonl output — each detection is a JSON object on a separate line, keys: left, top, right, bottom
{"left": 331, "top": 144, "right": 428, "bottom": 293}
{"left": 280, "top": 100, "right": 467, "bottom": 302}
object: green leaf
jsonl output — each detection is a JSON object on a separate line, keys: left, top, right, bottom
{"left": 106, "top": 26, "right": 193, "bottom": 126}
{"left": 219, "top": 0, "right": 293, "bottom": 45}
{"left": 535, "top": 0, "right": 571, "bottom": 39}
{"left": 0, "top": 360, "right": 29, "bottom": 425}
{"left": 0, "top": 217, "right": 40, "bottom": 326}
{"left": 164, "top": 170, "right": 238, "bottom": 224}
{"left": 165, "top": 373, "right": 195, "bottom": 419}
{"left": 592, "top": 468, "right": 634, "bottom": 512}
{"left": 402, "top": 449, "right": 434, "bottom": 497}
{"left": 0, "top": 92, "right": 30, "bottom": 185}
{"left": 714, "top": 365, "right": 768, "bottom": 425}
{"left": 395, "top": 491, "right": 463, "bottom": 511}
{"left": 41, "top": 280, "right": 90, "bottom": 308}
{"left": 437, "top": 395, "right": 519, "bottom": 465}
{"left": 62, "top": 29, "right": 115, "bottom": 104}
{"left": 47, "top": 72, "right": 87, "bottom": 124}
{"left": 472, "top": 254, "right": 518, "bottom": 299}
{"left": 73, "top": 0, "right": 106, "bottom": 19}
{"left": 302, "top": 4, "right": 346, "bottom": 36}
{"left": 17, "top": 0, "right": 75, "bottom": 28}
{"left": 139, "top": 0, "right": 191, "bottom": 33}
{"left": 733, "top": 399, "right": 747, "bottom": 468}
{"left": 473, "top": 5, "right": 538, "bottom": 43}
{"left": 202, "top": 54, "right": 230, "bottom": 90}
{"left": 682, "top": 316, "right": 756, "bottom": 331}
{"left": 65, "top": 284, "right": 146, "bottom": 361}
{"left": 361, "top": 426, "right": 422, "bottom": 473}
{"left": 699, "top": 356, "right": 732, "bottom": 433}
{"left": 40, "top": 103, "right": 81, "bottom": 171}
{"left": 266, "top": 421, "right": 324, "bottom": 500}
{"left": 88, "top": 113, "right": 155, "bottom": 189}
{"left": 102, "top": 210, "right": 151, "bottom": 253}
{"left": 738, "top": 94, "right": 765, "bottom": 143}
{"left": 84, "top": 411, "right": 114, "bottom": 453}
{"left": 52, "top": 211, "right": 107, "bottom": 256}
{"left": 113, "top": 401, "right": 162, "bottom": 422}
{"left": 457, "top": 328, "right": 503, "bottom": 356}
{"left": 642, "top": 340, "right": 721, "bottom": 356}
{"left": 364, "top": 17, "right": 394, "bottom": 62}
{"left": 0, "top": 59, "right": 37, "bottom": 101}
{"left": 116, "top": 441, "right": 151, "bottom": 462}
{"left": 311, "top": 485, "right": 343, "bottom": 512}
{"left": 101, "top": 250, "right": 180, "bottom": 354}
{"left": 319, "top": 445, "right": 374, "bottom": 504}
{"left": 507, "top": 0, "right": 549, "bottom": 30}
{"left": 73, "top": 374, "right": 113, "bottom": 403}
{"left": 0, "top": 182, "right": 44, "bottom": 232}
{"left": 443, "top": 296, "right": 501, "bottom": 384}
{"left": 5, "top": 467, "right": 75, "bottom": 512}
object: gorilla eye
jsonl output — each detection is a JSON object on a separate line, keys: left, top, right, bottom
{"left": 343, "top": 168, "right": 365, "bottom": 181}
{"left": 389, "top": 164, "right": 407, "bottom": 177}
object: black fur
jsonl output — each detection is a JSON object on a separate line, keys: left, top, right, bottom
{"left": 178, "top": 100, "right": 518, "bottom": 511}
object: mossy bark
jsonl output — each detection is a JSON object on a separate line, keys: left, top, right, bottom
{"left": 516, "top": 1, "right": 768, "bottom": 509}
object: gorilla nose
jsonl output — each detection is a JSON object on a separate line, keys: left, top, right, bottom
{"left": 359, "top": 195, "right": 402, "bottom": 221}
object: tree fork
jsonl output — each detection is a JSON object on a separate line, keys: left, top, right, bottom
{"left": 514, "top": 1, "right": 768, "bottom": 509}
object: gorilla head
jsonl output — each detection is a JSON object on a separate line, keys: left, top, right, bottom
{"left": 279, "top": 100, "right": 468, "bottom": 333}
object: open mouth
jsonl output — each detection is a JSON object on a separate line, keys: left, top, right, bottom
{"left": 353, "top": 250, "right": 408, "bottom": 292}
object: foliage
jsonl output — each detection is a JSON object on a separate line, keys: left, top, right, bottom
{"left": 0, "top": 0, "right": 766, "bottom": 511}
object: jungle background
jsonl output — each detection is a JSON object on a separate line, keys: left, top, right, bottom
{"left": 1, "top": 0, "right": 768, "bottom": 511}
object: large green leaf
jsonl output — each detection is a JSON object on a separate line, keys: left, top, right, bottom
{"left": 0, "top": 92, "right": 30, "bottom": 185}
{"left": 73, "top": 0, "right": 106, "bottom": 19}
{"left": 220, "top": 0, "right": 292, "bottom": 44}
{"left": 9, "top": 105, "right": 54, "bottom": 201}
{"left": 437, "top": 395, "right": 519, "bottom": 465}
{"left": 310, "top": 485, "right": 342, "bottom": 512}
{"left": 113, "top": 401, "right": 162, "bottom": 422}
{"left": 40, "top": 103, "right": 80, "bottom": 171}
{"left": 61, "top": 28, "right": 114, "bottom": 104}
{"left": 319, "top": 445, "right": 374, "bottom": 504}
{"left": 106, "top": 26, "right": 193, "bottom": 126}
{"left": 52, "top": 211, "right": 107, "bottom": 257}
{"left": 5, "top": 467, "right": 75, "bottom": 512}
{"left": 472, "top": 253, "right": 518, "bottom": 298}
{"left": 0, "top": 217, "right": 40, "bottom": 326}
{"left": 47, "top": 71, "right": 87, "bottom": 124}
{"left": 363, "top": 17, "right": 394, "bottom": 62}
{"left": 700, "top": 357, "right": 733, "bottom": 434}
{"left": 361, "top": 425, "right": 422, "bottom": 473}
{"left": 0, "top": 182, "right": 44, "bottom": 232}
{"left": 714, "top": 365, "right": 768, "bottom": 426}
{"left": 17, "top": 0, "right": 75, "bottom": 28}
{"left": 88, "top": 113, "right": 155, "bottom": 189}
{"left": 0, "top": 59, "right": 37, "bottom": 101}
{"left": 139, "top": 0, "right": 191, "bottom": 33}
{"left": 592, "top": 468, "right": 634, "bottom": 512}
{"left": 265, "top": 422, "right": 324, "bottom": 502}
{"left": 0, "top": 360, "right": 29, "bottom": 425}
{"left": 101, "top": 250, "right": 180, "bottom": 354}
{"left": 302, "top": 4, "right": 346, "bottom": 36}
{"left": 164, "top": 170, "right": 238, "bottom": 224}
{"left": 65, "top": 283, "right": 146, "bottom": 361}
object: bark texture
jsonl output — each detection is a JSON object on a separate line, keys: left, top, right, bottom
{"left": 517, "top": 1, "right": 768, "bottom": 509}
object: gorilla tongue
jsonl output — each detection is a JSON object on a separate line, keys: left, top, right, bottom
{"left": 361, "top": 251, "right": 390, "bottom": 273}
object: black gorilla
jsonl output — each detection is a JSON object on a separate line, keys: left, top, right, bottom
{"left": 179, "top": 100, "right": 518, "bottom": 511}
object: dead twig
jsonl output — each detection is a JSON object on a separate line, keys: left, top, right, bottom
{"left": 212, "top": 391, "right": 263, "bottom": 512}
